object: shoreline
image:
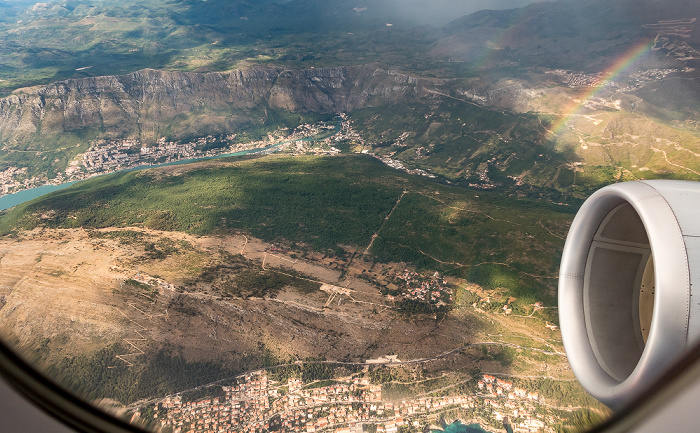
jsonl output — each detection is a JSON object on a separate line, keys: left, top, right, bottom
{"left": 432, "top": 418, "right": 499, "bottom": 433}
{"left": 0, "top": 141, "right": 284, "bottom": 200}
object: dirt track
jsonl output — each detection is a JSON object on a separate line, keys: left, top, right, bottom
{"left": 0, "top": 227, "right": 572, "bottom": 386}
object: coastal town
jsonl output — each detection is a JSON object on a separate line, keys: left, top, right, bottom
{"left": 147, "top": 370, "right": 564, "bottom": 433}
{"left": 0, "top": 114, "right": 439, "bottom": 198}
{"left": 0, "top": 120, "right": 341, "bottom": 196}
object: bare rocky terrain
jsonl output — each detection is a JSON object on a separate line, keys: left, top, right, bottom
{"left": 0, "top": 227, "right": 570, "bottom": 390}
{"left": 0, "top": 228, "right": 463, "bottom": 361}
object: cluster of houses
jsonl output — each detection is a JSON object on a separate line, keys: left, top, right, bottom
{"left": 468, "top": 156, "right": 506, "bottom": 190}
{"left": 335, "top": 115, "right": 438, "bottom": 180}
{"left": 76, "top": 135, "right": 238, "bottom": 175}
{"left": 1, "top": 120, "right": 340, "bottom": 198}
{"left": 473, "top": 297, "right": 517, "bottom": 316}
{"left": 546, "top": 69, "right": 604, "bottom": 88}
{"left": 71, "top": 123, "right": 341, "bottom": 177}
{"left": 359, "top": 150, "right": 438, "bottom": 180}
{"left": 289, "top": 140, "right": 342, "bottom": 156}
{"left": 476, "top": 375, "right": 562, "bottom": 433}
{"left": 273, "top": 380, "right": 382, "bottom": 432}
{"left": 478, "top": 375, "right": 540, "bottom": 402}
{"left": 152, "top": 370, "right": 480, "bottom": 433}
{"left": 629, "top": 67, "right": 685, "bottom": 84}
{"left": 153, "top": 371, "right": 383, "bottom": 433}
{"left": 80, "top": 142, "right": 143, "bottom": 173}
{"left": 155, "top": 372, "right": 271, "bottom": 433}
{"left": 0, "top": 166, "right": 27, "bottom": 194}
{"left": 151, "top": 368, "right": 567, "bottom": 433}
{"left": 333, "top": 115, "right": 363, "bottom": 145}
{"left": 390, "top": 270, "right": 453, "bottom": 305}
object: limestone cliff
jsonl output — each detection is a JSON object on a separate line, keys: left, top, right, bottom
{"left": 0, "top": 66, "right": 447, "bottom": 146}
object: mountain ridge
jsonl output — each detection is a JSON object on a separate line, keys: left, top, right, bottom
{"left": 0, "top": 65, "right": 448, "bottom": 147}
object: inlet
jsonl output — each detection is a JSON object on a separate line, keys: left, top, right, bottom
{"left": 584, "top": 202, "right": 652, "bottom": 383}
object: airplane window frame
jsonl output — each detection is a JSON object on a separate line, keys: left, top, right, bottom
{"left": 0, "top": 338, "right": 147, "bottom": 433}
{"left": 586, "top": 337, "right": 700, "bottom": 432}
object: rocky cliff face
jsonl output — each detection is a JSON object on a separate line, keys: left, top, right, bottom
{"left": 0, "top": 66, "right": 448, "bottom": 145}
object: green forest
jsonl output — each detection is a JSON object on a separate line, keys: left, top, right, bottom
{"left": 0, "top": 154, "right": 573, "bottom": 307}
{"left": 42, "top": 344, "right": 237, "bottom": 404}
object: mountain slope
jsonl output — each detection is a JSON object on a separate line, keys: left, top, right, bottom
{"left": 435, "top": 0, "right": 700, "bottom": 71}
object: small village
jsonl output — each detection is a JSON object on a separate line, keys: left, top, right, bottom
{"left": 546, "top": 66, "right": 691, "bottom": 93}
{"left": 149, "top": 371, "right": 563, "bottom": 433}
{"left": 390, "top": 270, "right": 453, "bottom": 306}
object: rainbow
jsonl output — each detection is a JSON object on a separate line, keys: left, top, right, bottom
{"left": 547, "top": 39, "right": 655, "bottom": 139}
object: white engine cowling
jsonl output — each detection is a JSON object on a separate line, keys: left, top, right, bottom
{"left": 558, "top": 180, "right": 700, "bottom": 409}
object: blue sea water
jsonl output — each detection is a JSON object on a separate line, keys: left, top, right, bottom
{"left": 435, "top": 421, "right": 491, "bottom": 433}
{"left": 0, "top": 182, "right": 78, "bottom": 211}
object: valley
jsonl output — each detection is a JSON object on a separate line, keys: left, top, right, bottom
{"left": 1, "top": 53, "right": 700, "bottom": 205}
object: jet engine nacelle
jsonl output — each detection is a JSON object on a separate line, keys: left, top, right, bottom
{"left": 559, "top": 180, "right": 700, "bottom": 409}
